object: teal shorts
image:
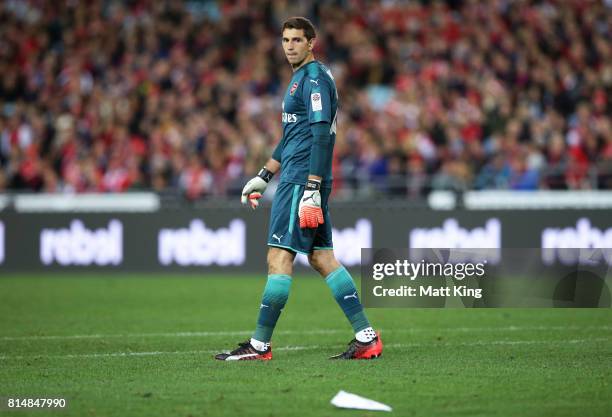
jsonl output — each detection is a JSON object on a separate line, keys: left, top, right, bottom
{"left": 267, "top": 182, "right": 333, "bottom": 255}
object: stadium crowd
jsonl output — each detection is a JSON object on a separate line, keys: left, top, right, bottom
{"left": 0, "top": 0, "right": 611, "bottom": 199}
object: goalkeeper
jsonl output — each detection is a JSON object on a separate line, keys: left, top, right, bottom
{"left": 215, "top": 17, "right": 382, "bottom": 361}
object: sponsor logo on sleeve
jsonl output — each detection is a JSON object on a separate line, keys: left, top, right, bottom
{"left": 311, "top": 92, "right": 322, "bottom": 112}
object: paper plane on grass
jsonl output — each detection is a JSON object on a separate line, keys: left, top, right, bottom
{"left": 331, "top": 390, "right": 392, "bottom": 412}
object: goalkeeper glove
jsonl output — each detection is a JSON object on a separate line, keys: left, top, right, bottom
{"left": 299, "top": 179, "right": 324, "bottom": 229}
{"left": 241, "top": 167, "right": 274, "bottom": 209}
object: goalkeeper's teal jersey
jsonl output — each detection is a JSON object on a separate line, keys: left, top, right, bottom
{"left": 277, "top": 60, "right": 337, "bottom": 188}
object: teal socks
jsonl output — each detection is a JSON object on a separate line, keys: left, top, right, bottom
{"left": 325, "top": 266, "right": 371, "bottom": 332}
{"left": 252, "top": 268, "right": 369, "bottom": 344}
{"left": 253, "top": 274, "right": 292, "bottom": 343}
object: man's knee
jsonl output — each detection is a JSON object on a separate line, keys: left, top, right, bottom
{"left": 267, "top": 248, "right": 295, "bottom": 275}
{"left": 308, "top": 253, "right": 321, "bottom": 274}
{"left": 308, "top": 250, "right": 341, "bottom": 277}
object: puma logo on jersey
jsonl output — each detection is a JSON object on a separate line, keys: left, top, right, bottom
{"left": 309, "top": 79, "right": 319, "bottom": 85}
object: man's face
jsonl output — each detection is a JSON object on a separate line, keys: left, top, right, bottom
{"left": 282, "top": 28, "right": 313, "bottom": 67}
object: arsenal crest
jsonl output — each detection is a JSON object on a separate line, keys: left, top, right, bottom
{"left": 289, "top": 82, "right": 298, "bottom": 95}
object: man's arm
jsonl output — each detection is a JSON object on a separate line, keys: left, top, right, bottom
{"left": 298, "top": 74, "right": 334, "bottom": 228}
{"left": 271, "top": 136, "right": 284, "bottom": 168}
{"left": 298, "top": 122, "right": 330, "bottom": 228}
{"left": 265, "top": 158, "right": 281, "bottom": 175}
{"left": 307, "top": 121, "right": 331, "bottom": 182}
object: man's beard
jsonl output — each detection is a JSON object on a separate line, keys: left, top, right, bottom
{"left": 289, "top": 55, "right": 306, "bottom": 69}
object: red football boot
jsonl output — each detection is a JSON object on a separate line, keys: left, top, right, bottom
{"left": 330, "top": 332, "right": 383, "bottom": 360}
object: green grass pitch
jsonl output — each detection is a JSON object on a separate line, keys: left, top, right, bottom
{"left": 1, "top": 274, "right": 611, "bottom": 417}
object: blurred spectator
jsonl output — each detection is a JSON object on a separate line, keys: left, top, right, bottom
{"left": 0, "top": 0, "right": 611, "bottom": 200}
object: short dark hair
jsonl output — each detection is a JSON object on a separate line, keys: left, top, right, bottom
{"left": 282, "top": 17, "right": 316, "bottom": 40}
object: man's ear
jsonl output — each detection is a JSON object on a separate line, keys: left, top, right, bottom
{"left": 309, "top": 38, "right": 316, "bottom": 51}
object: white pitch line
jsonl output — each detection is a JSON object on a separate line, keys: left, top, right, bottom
{"left": 1, "top": 325, "right": 612, "bottom": 341}
{"left": 0, "top": 338, "right": 609, "bottom": 361}
{"left": 0, "top": 345, "right": 323, "bottom": 360}
{"left": 0, "top": 329, "right": 343, "bottom": 341}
